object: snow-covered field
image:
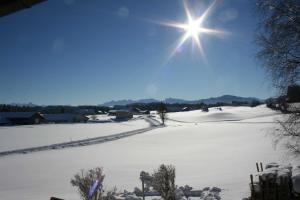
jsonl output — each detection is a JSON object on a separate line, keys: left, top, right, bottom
{"left": 164, "top": 105, "right": 280, "bottom": 123}
{"left": 0, "top": 118, "right": 149, "bottom": 152}
{"left": 0, "top": 105, "right": 292, "bottom": 200}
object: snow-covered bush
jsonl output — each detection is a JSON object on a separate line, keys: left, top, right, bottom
{"left": 140, "top": 171, "right": 153, "bottom": 192}
{"left": 179, "top": 185, "right": 192, "bottom": 200}
{"left": 152, "top": 164, "right": 176, "bottom": 200}
{"left": 70, "top": 167, "right": 105, "bottom": 200}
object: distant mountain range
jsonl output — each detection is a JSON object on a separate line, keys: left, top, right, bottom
{"left": 9, "top": 102, "right": 37, "bottom": 107}
{"left": 101, "top": 99, "right": 159, "bottom": 107}
{"left": 102, "top": 95, "right": 263, "bottom": 106}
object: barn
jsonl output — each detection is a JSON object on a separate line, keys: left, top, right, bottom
{"left": 115, "top": 110, "right": 133, "bottom": 120}
{"left": 0, "top": 112, "right": 45, "bottom": 125}
{"left": 43, "top": 113, "right": 88, "bottom": 123}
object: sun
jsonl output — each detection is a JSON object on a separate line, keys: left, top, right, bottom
{"left": 186, "top": 18, "right": 201, "bottom": 38}
{"left": 157, "top": 0, "right": 227, "bottom": 59}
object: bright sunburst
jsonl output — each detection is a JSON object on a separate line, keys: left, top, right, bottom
{"left": 159, "top": 0, "right": 227, "bottom": 59}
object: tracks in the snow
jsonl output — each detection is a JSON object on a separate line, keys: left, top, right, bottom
{"left": 0, "top": 117, "right": 162, "bottom": 158}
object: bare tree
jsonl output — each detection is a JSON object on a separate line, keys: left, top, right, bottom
{"left": 152, "top": 164, "right": 176, "bottom": 200}
{"left": 256, "top": 0, "right": 300, "bottom": 91}
{"left": 157, "top": 102, "right": 167, "bottom": 125}
{"left": 274, "top": 112, "right": 300, "bottom": 154}
{"left": 71, "top": 167, "right": 105, "bottom": 200}
{"left": 255, "top": 0, "right": 300, "bottom": 156}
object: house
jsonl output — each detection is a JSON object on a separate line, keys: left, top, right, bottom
{"left": 108, "top": 110, "right": 117, "bottom": 116}
{"left": 0, "top": 112, "right": 45, "bottom": 125}
{"left": 43, "top": 113, "right": 88, "bottom": 123}
{"left": 115, "top": 110, "right": 133, "bottom": 120}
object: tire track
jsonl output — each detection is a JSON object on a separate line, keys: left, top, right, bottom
{"left": 0, "top": 117, "right": 162, "bottom": 158}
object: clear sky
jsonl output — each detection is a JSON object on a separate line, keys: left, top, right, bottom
{"left": 0, "top": 0, "right": 275, "bottom": 105}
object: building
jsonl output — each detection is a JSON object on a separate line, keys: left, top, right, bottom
{"left": 0, "top": 112, "right": 45, "bottom": 125}
{"left": 108, "top": 110, "right": 117, "bottom": 116}
{"left": 115, "top": 110, "right": 133, "bottom": 120}
{"left": 43, "top": 113, "right": 88, "bottom": 123}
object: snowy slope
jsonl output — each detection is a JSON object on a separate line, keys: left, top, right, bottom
{"left": 166, "top": 105, "right": 280, "bottom": 123}
{"left": 0, "top": 106, "right": 291, "bottom": 200}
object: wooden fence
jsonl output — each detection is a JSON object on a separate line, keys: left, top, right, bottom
{"left": 249, "top": 162, "right": 300, "bottom": 200}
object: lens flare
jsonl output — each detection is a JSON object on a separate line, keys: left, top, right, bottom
{"left": 157, "top": 0, "right": 228, "bottom": 60}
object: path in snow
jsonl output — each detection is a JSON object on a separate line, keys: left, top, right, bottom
{"left": 0, "top": 116, "right": 162, "bottom": 157}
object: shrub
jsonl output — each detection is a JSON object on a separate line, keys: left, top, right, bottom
{"left": 152, "top": 164, "right": 176, "bottom": 200}
{"left": 70, "top": 167, "right": 105, "bottom": 200}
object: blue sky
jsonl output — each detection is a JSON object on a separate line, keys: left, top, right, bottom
{"left": 0, "top": 0, "right": 275, "bottom": 105}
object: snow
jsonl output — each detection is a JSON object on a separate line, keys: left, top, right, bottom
{"left": 0, "top": 119, "right": 149, "bottom": 152}
{"left": 166, "top": 105, "right": 281, "bottom": 123}
{"left": 88, "top": 114, "right": 115, "bottom": 122}
{"left": 257, "top": 163, "right": 292, "bottom": 182}
{"left": 88, "top": 114, "right": 143, "bottom": 122}
{"left": 0, "top": 105, "right": 293, "bottom": 200}
{"left": 252, "top": 162, "right": 300, "bottom": 195}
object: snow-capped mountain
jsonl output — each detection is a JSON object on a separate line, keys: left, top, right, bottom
{"left": 102, "top": 95, "right": 263, "bottom": 106}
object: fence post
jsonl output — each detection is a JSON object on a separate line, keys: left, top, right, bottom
{"left": 141, "top": 176, "right": 145, "bottom": 200}
{"left": 250, "top": 174, "right": 255, "bottom": 200}
{"left": 275, "top": 178, "right": 278, "bottom": 200}
{"left": 260, "top": 162, "right": 263, "bottom": 172}
{"left": 259, "top": 176, "right": 265, "bottom": 200}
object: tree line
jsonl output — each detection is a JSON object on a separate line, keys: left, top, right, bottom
{"left": 0, "top": 104, "right": 110, "bottom": 114}
{"left": 0, "top": 100, "right": 262, "bottom": 114}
